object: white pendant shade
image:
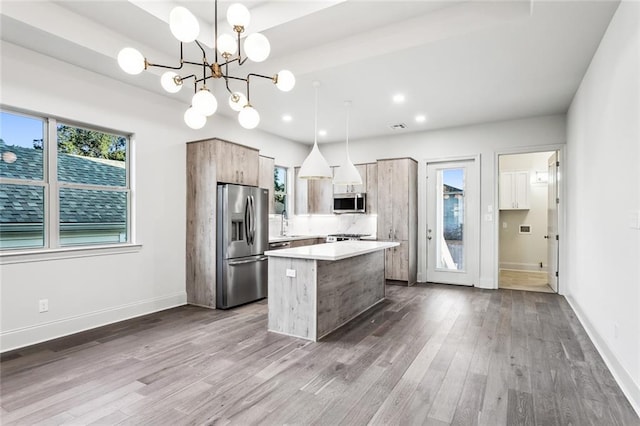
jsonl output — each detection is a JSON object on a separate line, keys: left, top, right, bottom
{"left": 334, "top": 157, "right": 362, "bottom": 185}
{"left": 299, "top": 142, "right": 332, "bottom": 179}
{"left": 299, "top": 81, "right": 332, "bottom": 180}
{"left": 333, "top": 101, "right": 362, "bottom": 185}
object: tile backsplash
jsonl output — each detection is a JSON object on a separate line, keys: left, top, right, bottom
{"left": 269, "top": 214, "right": 377, "bottom": 239}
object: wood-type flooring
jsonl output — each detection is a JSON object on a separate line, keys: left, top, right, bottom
{"left": 499, "top": 270, "right": 555, "bottom": 293}
{"left": 1, "top": 284, "right": 638, "bottom": 425}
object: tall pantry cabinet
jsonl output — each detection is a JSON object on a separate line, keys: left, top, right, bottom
{"left": 186, "top": 138, "right": 259, "bottom": 308}
{"left": 377, "top": 158, "right": 418, "bottom": 284}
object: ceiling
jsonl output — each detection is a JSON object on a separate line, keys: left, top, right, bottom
{"left": 0, "top": 0, "right": 619, "bottom": 144}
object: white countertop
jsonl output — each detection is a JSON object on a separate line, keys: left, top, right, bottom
{"left": 264, "top": 240, "right": 399, "bottom": 261}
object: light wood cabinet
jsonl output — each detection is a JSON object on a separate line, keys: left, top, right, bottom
{"left": 499, "top": 171, "right": 530, "bottom": 210}
{"left": 366, "top": 163, "right": 378, "bottom": 214}
{"left": 295, "top": 166, "right": 334, "bottom": 214}
{"left": 215, "top": 140, "right": 259, "bottom": 186}
{"left": 186, "top": 138, "right": 259, "bottom": 308}
{"left": 377, "top": 158, "right": 417, "bottom": 284}
{"left": 289, "top": 238, "right": 324, "bottom": 248}
{"left": 333, "top": 164, "right": 367, "bottom": 194}
{"left": 259, "top": 156, "right": 275, "bottom": 214}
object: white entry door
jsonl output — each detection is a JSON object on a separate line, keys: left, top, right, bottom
{"left": 547, "top": 152, "right": 559, "bottom": 292}
{"left": 426, "top": 160, "right": 479, "bottom": 286}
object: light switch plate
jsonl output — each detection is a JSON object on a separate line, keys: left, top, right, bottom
{"left": 286, "top": 269, "right": 296, "bottom": 278}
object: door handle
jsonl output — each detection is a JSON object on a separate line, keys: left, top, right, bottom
{"left": 244, "top": 196, "right": 250, "bottom": 245}
{"left": 228, "top": 257, "right": 267, "bottom": 266}
{"left": 251, "top": 195, "right": 256, "bottom": 244}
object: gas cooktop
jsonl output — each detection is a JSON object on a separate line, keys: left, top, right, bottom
{"left": 326, "top": 233, "right": 371, "bottom": 242}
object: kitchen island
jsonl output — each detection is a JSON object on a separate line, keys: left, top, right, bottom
{"left": 264, "top": 241, "right": 399, "bottom": 341}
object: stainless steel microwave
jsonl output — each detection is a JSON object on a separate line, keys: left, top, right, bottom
{"left": 333, "top": 193, "right": 366, "bottom": 214}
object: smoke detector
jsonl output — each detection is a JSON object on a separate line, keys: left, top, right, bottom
{"left": 389, "top": 123, "right": 407, "bottom": 130}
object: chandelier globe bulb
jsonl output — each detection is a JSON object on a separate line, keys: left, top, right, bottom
{"left": 228, "top": 92, "right": 248, "bottom": 112}
{"left": 184, "top": 107, "right": 206, "bottom": 129}
{"left": 192, "top": 88, "right": 218, "bottom": 117}
{"left": 244, "top": 33, "right": 270, "bottom": 62}
{"left": 160, "top": 71, "right": 182, "bottom": 93}
{"left": 216, "top": 33, "right": 237, "bottom": 56}
{"left": 238, "top": 105, "right": 260, "bottom": 129}
{"left": 227, "top": 3, "right": 250, "bottom": 29}
{"left": 117, "top": 47, "right": 145, "bottom": 75}
{"left": 169, "top": 6, "right": 200, "bottom": 43}
{"left": 276, "top": 70, "right": 296, "bottom": 92}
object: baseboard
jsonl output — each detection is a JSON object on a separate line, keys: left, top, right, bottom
{"left": 499, "top": 262, "right": 547, "bottom": 272}
{"left": 0, "top": 292, "right": 187, "bottom": 353}
{"left": 565, "top": 295, "right": 640, "bottom": 417}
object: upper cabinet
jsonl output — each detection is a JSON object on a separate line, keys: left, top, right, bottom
{"left": 259, "top": 156, "right": 275, "bottom": 214}
{"left": 294, "top": 166, "right": 334, "bottom": 215}
{"left": 214, "top": 140, "right": 259, "bottom": 186}
{"left": 365, "top": 163, "right": 378, "bottom": 215}
{"left": 333, "top": 164, "right": 367, "bottom": 194}
{"left": 499, "top": 171, "right": 530, "bottom": 210}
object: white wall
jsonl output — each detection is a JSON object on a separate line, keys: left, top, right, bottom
{"left": 319, "top": 114, "right": 566, "bottom": 288}
{"left": 566, "top": 1, "right": 640, "bottom": 413}
{"left": 499, "top": 152, "right": 552, "bottom": 272}
{"left": 0, "top": 42, "right": 308, "bottom": 352}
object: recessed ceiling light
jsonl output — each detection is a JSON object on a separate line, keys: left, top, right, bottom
{"left": 415, "top": 114, "right": 427, "bottom": 123}
{"left": 282, "top": 114, "right": 292, "bottom": 122}
{"left": 318, "top": 130, "right": 327, "bottom": 137}
{"left": 392, "top": 94, "right": 405, "bottom": 104}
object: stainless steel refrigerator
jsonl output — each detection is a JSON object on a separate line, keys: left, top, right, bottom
{"left": 216, "top": 184, "right": 268, "bottom": 309}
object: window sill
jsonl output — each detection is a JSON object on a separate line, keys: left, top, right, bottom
{"left": 0, "top": 243, "right": 143, "bottom": 265}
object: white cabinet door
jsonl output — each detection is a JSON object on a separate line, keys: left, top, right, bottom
{"left": 514, "top": 171, "right": 530, "bottom": 209}
{"left": 499, "top": 171, "right": 529, "bottom": 210}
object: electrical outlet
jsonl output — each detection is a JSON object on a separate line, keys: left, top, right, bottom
{"left": 286, "top": 269, "right": 296, "bottom": 278}
{"left": 38, "top": 299, "right": 49, "bottom": 313}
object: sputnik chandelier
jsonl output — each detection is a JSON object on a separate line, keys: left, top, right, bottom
{"left": 117, "top": 0, "right": 295, "bottom": 130}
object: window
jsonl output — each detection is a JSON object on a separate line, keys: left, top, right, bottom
{"left": 274, "top": 166, "right": 287, "bottom": 214}
{"left": 0, "top": 110, "right": 131, "bottom": 251}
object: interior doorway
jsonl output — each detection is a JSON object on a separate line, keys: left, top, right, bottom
{"left": 498, "top": 151, "right": 558, "bottom": 293}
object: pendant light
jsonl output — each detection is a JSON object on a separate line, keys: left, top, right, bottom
{"left": 299, "top": 81, "right": 332, "bottom": 179}
{"left": 333, "top": 101, "right": 362, "bottom": 185}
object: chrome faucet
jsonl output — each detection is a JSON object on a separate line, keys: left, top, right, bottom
{"left": 280, "top": 210, "right": 288, "bottom": 236}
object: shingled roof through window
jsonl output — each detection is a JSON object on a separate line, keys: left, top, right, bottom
{"left": 0, "top": 140, "right": 126, "bottom": 225}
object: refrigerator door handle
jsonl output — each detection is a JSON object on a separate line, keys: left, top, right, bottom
{"left": 244, "top": 195, "right": 251, "bottom": 246}
{"left": 250, "top": 195, "right": 257, "bottom": 245}
{"left": 228, "top": 257, "right": 267, "bottom": 266}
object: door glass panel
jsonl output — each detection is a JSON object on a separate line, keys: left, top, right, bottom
{"left": 437, "top": 168, "right": 465, "bottom": 270}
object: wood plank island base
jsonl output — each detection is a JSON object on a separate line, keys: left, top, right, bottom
{"left": 265, "top": 241, "right": 399, "bottom": 341}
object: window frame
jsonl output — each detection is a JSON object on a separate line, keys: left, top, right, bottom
{"left": 0, "top": 107, "right": 137, "bottom": 260}
{"left": 274, "top": 165, "right": 288, "bottom": 214}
